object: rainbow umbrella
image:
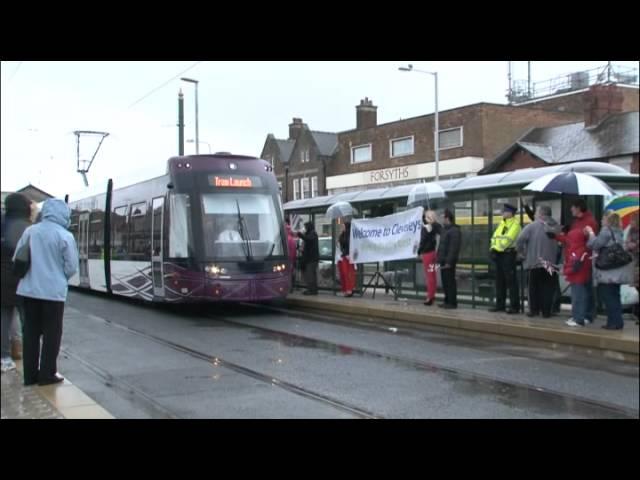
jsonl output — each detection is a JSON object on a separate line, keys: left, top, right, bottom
{"left": 605, "top": 192, "right": 639, "bottom": 228}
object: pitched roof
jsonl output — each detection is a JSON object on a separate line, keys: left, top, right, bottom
{"left": 480, "top": 111, "right": 639, "bottom": 174}
{"left": 515, "top": 142, "right": 555, "bottom": 162}
{"left": 275, "top": 139, "right": 295, "bottom": 163}
{"left": 16, "top": 184, "right": 54, "bottom": 200}
{"left": 266, "top": 129, "right": 337, "bottom": 163}
{"left": 310, "top": 131, "right": 338, "bottom": 156}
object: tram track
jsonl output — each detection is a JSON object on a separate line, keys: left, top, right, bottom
{"left": 245, "top": 302, "right": 640, "bottom": 377}
{"left": 61, "top": 346, "right": 182, "bottom": 419}
{"left": 77, "top": 311, "right": 381, "bottom": 419}
{"left": 66, "top": 291, "right": 639, "bottom": 418}
{"left": 205, "top": 304, "right": 639, "bottom": 419}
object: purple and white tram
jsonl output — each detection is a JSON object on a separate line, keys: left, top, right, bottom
{"left": 67, "top": 154, "right": 290, "bottom": 302}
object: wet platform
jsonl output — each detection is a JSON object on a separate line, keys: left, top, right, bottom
{"left": 286, "top": 290, "right": 639, "bottom": 363}
{"left": 1, "top": 360, "right": 113, "bottom": 419}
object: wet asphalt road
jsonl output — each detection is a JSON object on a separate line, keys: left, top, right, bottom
{"left": 58, "top": 290, "right": 639, "bottom": 419}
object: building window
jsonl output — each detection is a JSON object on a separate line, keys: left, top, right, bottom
{"left": 278, "top": 181, "right": 283, "bottom": 198}
{"left": 390, "top": 136, "right": 414, "bottom": 158}
{"left": 300, "top": 149, "right": 310, "bottom": 163}
{"left": 351, "top": 144, "right": 372, "bottom": 164}
{"left": 269, "top": 155, "right": 275, "bottom": 167}
{"left": 438, "top": 127, "right": 463, "bottom": 150}
{"left": 293, "top": 179, "right": 300, "bottom": 201}
{"left": 301, "top": 177, "right": 310, "bottom": 199}
{"left": 311, "top": 176, "right": 318, "bottom": 198}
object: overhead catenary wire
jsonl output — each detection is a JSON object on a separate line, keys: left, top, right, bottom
{"left": 127, "top": 61, "right": 202, "bottom": 109}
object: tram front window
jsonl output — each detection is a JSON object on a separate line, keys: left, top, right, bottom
{"left": 201, "top": 193, "right": 284, "bottom": 259}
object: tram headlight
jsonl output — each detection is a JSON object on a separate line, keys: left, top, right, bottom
{"left": 205, "top": 264, "right": 227, "bottom": 275}
{"left": 272, "top": 263, "right": 287, "bottom": 273}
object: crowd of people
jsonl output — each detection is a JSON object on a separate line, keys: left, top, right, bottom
{"left": 422, "top": 199, "right": 638, "bottom": 328}
{"left": 1, "top": 193, "right": 78, "bottom": 384}
{"left": 286, "top": 198, "right": 639, "bottom": 329}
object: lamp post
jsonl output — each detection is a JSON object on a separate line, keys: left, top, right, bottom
{"left": 398, "top": 64, "right": 439, "bottom": 181}
{"left": 181, "top": 77, "right": 199, "bottom": 154}
{"left": 187, "top": 139, "right": 211, "bottom": 153}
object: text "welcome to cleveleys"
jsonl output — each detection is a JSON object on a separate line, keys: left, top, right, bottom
{"left": 352, "top": 220, "right": 422, "bottom": 239}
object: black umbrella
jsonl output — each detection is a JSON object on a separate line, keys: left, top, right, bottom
{"left": 523, "top": 172, "right": 615, "bottom": 196}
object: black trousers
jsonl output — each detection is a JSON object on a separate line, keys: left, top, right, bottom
{"left": 528, "top": 267, "right": 556, "bottom": 317}
{"left": 441, "top": 265, "right": 457, "bottom": 306}
{"left": 21, "top": 297, "right": 65, "bottom": 385}
{"left": 303, "top": 261, "right": 318, "bottom": 293}
{"left": 494, "top": 251, "right": 520, "bottom": 311}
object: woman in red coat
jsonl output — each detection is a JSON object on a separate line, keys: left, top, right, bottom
{"left": 338, "top": 221, "right": 356, "bottom": 297}
{"left": 551, "top": 199, "right": 598, "bottom": 327}
{"left": 285, "top": 220, "right": 298, "bottom": 292}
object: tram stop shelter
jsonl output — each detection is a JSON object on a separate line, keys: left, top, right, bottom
{"left": 283, "top": 162, "right": 639, "bottom": 309}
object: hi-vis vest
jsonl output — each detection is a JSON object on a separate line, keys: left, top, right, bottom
{"left": 490, "top": 217, "right": 521, "bottom": 252}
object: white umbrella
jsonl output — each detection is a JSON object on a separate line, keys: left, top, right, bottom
{"left": 326, "top": 201, "right": 356, "bottom": 220}
{"left": 523, "top": 172, "right": 615, "bottom": 196}
{"left": 407, "top": 182, "right": 446, "bottom": 209}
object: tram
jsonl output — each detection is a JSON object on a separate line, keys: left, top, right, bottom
{"left": 67, "top": 154, "right": 289, "bottom": 303}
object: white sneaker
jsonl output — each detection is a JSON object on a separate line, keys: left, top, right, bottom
{"left": 584, "top": 318, "right": 592, "bottom": 325}
{"left": 1, "top": 358, "right": 17, "bottom": 373}
{"left": 566, "top": 319, "right": 584, "bottom": 327}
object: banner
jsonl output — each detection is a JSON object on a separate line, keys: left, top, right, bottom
{"left": 350, "top": 207, "right": 423, "bottom": 264}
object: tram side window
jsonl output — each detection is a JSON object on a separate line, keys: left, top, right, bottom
{"left": 69, "top": 212, "right": 80, "bottom": 246}
{"left": 111, "top": 206, "right": 128, "bottom": 259}
{"left": 129, "top": 202, "right": 150, "bottom": 259}
{"left": 169, "top": 194, "right": 191, "bottom": 258}
{"left": 88, "top": 210, "right": 104, "bottom": 259}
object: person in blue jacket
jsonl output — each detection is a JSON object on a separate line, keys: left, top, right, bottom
{"left": 13, "top": 199, "right": 79, "bottom": 386}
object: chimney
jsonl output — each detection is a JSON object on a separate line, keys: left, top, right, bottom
{"left": 584, "top": 84, "right": 624, "bottom": 128}
{"left": 356, "top": 97, "right": 377, "bottom": 129}
{"left": 288, "top": 117, "right": 307, "bottom": 140}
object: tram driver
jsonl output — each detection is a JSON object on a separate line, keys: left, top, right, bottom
{"left": 216, "top": 218, "right": 243, "bottom": 242}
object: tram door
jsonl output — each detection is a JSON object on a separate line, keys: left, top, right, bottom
{"left": 151, "top": 197, "right": 165, "bottom": 298}
{"left": 78, "top": 212, "right": 90, "bottom": 287}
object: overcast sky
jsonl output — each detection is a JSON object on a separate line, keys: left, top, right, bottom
{"left": 1, "top": 60, "right": 637, "bottom": 200}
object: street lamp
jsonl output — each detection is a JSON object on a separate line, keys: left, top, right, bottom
{"left": 181, "top": 77, "right": 199, "bottom": 154}
{"left": 398, "top": 64, "right": 439, "bottom": 181}
{"left": 187, "top": 138, "right": 211, "bottom": 153}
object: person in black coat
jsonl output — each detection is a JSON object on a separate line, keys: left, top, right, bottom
{"left": 436, "top": 209, "right": 461, "bottom": 309}
{"left": 297, "top": 221, "right": 319, "bottom": 295}
{"left": 1, "top": 193, "right": 32, "bottom": 371}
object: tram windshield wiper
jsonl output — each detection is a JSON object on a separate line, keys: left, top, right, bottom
{"left": 235, "top": 199, "right": 253, "bottom": 261}
{"left": 263, "top": 241, "right": 276, "bottom": 260}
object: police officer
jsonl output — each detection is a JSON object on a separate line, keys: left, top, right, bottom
{"left": 489, "top": 203, "right": 521, "bottom": 314}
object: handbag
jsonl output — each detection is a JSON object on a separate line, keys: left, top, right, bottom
{"left": 595, "top": 228, "right": 633, "bottom": 271}
{"left": 571, "top": 253, "right": 585, "bottom": 273}
{"left": 12, "top": 236, "right": 31, "bottom": 278}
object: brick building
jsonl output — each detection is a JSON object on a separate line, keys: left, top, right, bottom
{"left": 480, "top": 85, "right": 639, "bottom": 174}
{"left": 261, "top": 119, "right": 337, "bottom": 203}
{"left": 262, "top": 81, "right": 638, "bottom": 199}
{"left": 326, "top": 98, "right": 584, "bottom": 194}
